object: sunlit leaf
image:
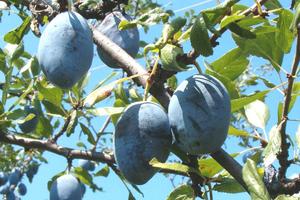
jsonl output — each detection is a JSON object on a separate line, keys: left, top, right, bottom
{"left": 166, "top": 184, "right": 195, "bottom": 200}
{"left": 244, "top": 100, "right": 270, "bottom": 129}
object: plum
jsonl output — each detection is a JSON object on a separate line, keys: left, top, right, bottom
{"left": 95, "top": 11, "right": 139, "bottom": 68}
{"left": 0, "top": 182, "right": 10, "bottom": 194}
{"left": 37, "top": 11, "right": 93, "bottom": 89}
{"left": 80, "top": 183, "right": 86, "bottom": 197}
{"left": 50, "top": 174, "right": 82, "bottom": 200}
{"left": 18, "top": 106, "right": 38, "bottom": 133}
{"left": 6, "top": 191, "right": 17, "bottom": 200}
{"left": 17, "top": 183, "right": 26, "bottom": 196}
{"left": 114, "top": 102, "right": 172, "bottom": 185}
{"left": 8, "top": 169, "right": 22, "bottom": 186}
{"left": 0, "top": 172, "right": 8, "bottom": 186}
{"left": 78, "top": 160, "right": 95, "bottom": 171}
{"left": 168, "top": 74, "right": 231, "bottom": 155}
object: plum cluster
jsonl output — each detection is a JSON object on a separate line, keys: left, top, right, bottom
{"left": 114, "top": 74, "right": 231, "bottom": 185}
{"left": 0, "top": 162, "right": 39, "bottom": 200}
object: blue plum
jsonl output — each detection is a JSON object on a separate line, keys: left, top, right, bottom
{"left": 17, "top": 183, "right": 26, "bottom": 196}
{"left": 8, "top": 169, "right": 22, "bottom": 186}
{"left": 26, "top": 161, "right": 39, "bottom": 182}
{"left": 0, "top": 172, "right": 8, "bottom": 186}
{"left": 37, "top": 11, "right": 93, "bottom": 89}
{"left": 96, "top": 11, "right": 140, "bottom": 68}
{"left": 80, "top": 183, "right": 86, "bottom": 197}
{"left": 78, "top": 160, "right": 95, "bottom": 171}
{"left": 50, "top": 174, "right": 82, "bottom": 200}
{"left": 168, "top": 74, "right": 231, "bottom": 155}
{"left": 18, "top": 106, "right": 38, "bottom": 133}
{"left": 6, "top": 191, "right": 17, "bottom": 200}
{"left": 114, "top": 102, "right": 172, "bottom": 185}
{"left": 0, "top": 182, "right": 10, "bottom": 194}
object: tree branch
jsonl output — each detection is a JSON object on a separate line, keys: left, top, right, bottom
{"left": 277, "top": 25, "right": 300, "bottom": 181}
{"left": 0, "top": 131, "right": 115, "bottom": 164}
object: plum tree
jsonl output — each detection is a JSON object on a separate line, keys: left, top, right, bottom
{"left": 95, "top": 11, "right": 140, "bottom": 68}
{"left": 168, "top": 74, "right": 230, "bottom": 155}
{"left": 18, "top": 106, "right": 38, "bottom": 133}
{"left": 50, "top": 174, "right": 82, "bottom": 200}
{"left": 114, "top": 102, "right": 172, "bottom": 185}
{"left": 37, "top": 11, "right": 93, "bottom": 89}
{"left": 77, "top": 160, "right": 95, "bottom": 171}
{"left": 26, "top": 162, "right": 39, "bottom": 183}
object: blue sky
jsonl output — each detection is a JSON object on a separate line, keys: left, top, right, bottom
{"left": 0, "top": 0, "right": 299, "bottom": 200}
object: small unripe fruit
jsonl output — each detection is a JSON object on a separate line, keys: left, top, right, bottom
{"left": 17, "top": 183, "right": 27, "bottom": 196}
{"left": 168, "top": 74, "right": 231, "bottom": 155}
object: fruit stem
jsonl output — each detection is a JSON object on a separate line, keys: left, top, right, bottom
{"left": 143, "top": 57, "right": 159, "bottom": 101}
{"left": 67, "top": 0, "right": 73, "bottom": 11}
{"left": 193, "top": 60, "right": 202, "bottom": 74}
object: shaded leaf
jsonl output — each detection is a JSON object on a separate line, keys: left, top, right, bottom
{"left": 166, "top": 184, "right": 195, "bottom": 200}
{"left": 231, "top": 90, "right": 270, "bottom": 112}
{"left": 4, "top": 16, "right": 31, "bottom": 44}
{"left": 263, "top": 125, "right": 281, "bottom": 167}
{"left": 210, "top": 47, "right": 249, "bottom": 80}
{"left": 80, "top": 123, "right": 96, "bottom": 145}
{"left": 149, "top": 158, "right": 201, "bottom": 176}
{"left": 94, "top": 165, "right": 110, "bottom": 177}
{"left": 228, "top": 126, "right": 249, "bottom": 137}
{"left": 242, "top": 159, "right": 271, "bottom": 200}
{"left": 213, "top": 178, "right": 245, "bottom": 193}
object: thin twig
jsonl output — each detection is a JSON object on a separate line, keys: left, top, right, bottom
{"left": 277, "top": 25, "right": 300, "bottom": 181}
{"left": 91, "top": 116, "right": 111, "bottom": 152}
{"left": 51, "top": 114, "right": 72, "bottom": 143}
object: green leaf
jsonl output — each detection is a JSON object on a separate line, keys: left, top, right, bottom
{"left": 220, "top": 13, "right": 246, "bottom": 28}
{"left": 228, "top": 23, "right": 256, "bottom": 39}
{"left": 264, "top": 0, "right": 282, "bottom": 9}
{"left": 42, "top": 100, "right": 66, "bottom": 117}
{"left": 275, "top": 195, "right": 300, "bottom": 200}
{"left": 233, "top": 26, "right": 283, "bottom": 71}
{"left": 263, "top": 125, "right": 281, "bottom": 167}
{"left": 84, "top": 83, "right": 114, "bottom": 107}
{"left": 79, "top": 123, "right": 96, "bottom": 145}
{"left": 20, "top": 56, "right": 40, "bottom": 75}
{"left": 190, "top": 17, "right": 213, "bottom": 57}
{"left": 37, "top": 82, "right": 63, "bottom": 106}
{"left": 0, "top": 48, "right": 6, "bottom": 72}
{"left": 228, "top": 126, "right": 250, "bottom": 137}
{"left": 242, "top": 159, "right": 271, "bottom": 200}
{"left": 149, "top": 158, "right": 201, "bottom": 176}
{"left": 87, "top": 107, "right": 125, "bottom": 116}
{"left": 213, "top": 178, "right": 245, "bottom": 193}
{"left": 198, "top": 153, "right": 239, "bottom": 177}
{"left": 66, "top": 110, "right": 78, "bottom": 136}
{"left": 166, "top": 184, "right": 195, "bottom": 200}
{"left": 73, "top": 167, "right": 93, "bottom": 186}
{"left": 296, "top": 125, "right": 300, "bottom": 149}
{"left": 94, "top": 165, "right": 110, "bottom": 177}
{"left": 4, "top": 16, "right": 31, "bottom": 44}
{"left": 4, "top": 41, "right": 24, "bottom": 62}
{"left": 276, "top": 9, "right": 294, "bottom": 53}
{"left": 244, "top": 100, "right": 270, "bottom": 129}
{"left": 47, "top": 171, "right": 65, "bottom": 191}
{"left": 231, "top": 90, "right": 270, "bottom": 112}
{"left": 35, "top": 116, "right": 52, "bottom": 138}
{"left": 210, "top": 48, "right": 249, "bottom": 80}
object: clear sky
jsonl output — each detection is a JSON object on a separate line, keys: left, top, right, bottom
{"left": 0, "top": 0, "right": 298, "bottom": 200}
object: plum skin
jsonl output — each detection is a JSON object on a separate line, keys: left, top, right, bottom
{"left": 19, "top": 106, "right": 38, "bottom": 133}
{"left": 78, "top": 160, "right": 95, "bottom": 171}
{"left": 96, "top": 11, "right": 139, "bottom": 68}
{"left": 50, "top": 174, "right": 82, "bottom": 200}
{"left": 114, "top": 101, "right": 172, "bottom": 185}
{"left": 168, "top": 74, "right": 231, "bottom": 155}
{"left": 37, "top": 11, "right": 93, "bottom": 89}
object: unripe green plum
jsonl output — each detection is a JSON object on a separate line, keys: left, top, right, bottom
{"left": 37, "top": 11, "right": 93, "bottom": 89}
{"left": 114, "top": 102, "right": 172, "bottom": 185}
{"left": 168, "top": 74, "right": 230, "bottom": 155}
{"left": 95, "top": 11, "right": 139, "bottom": 68}
{"left": 50, "top": 174, "right": 82, "bottom": 200}
{"left": 18, "top": 106, "right": 38, "bottom": 133}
